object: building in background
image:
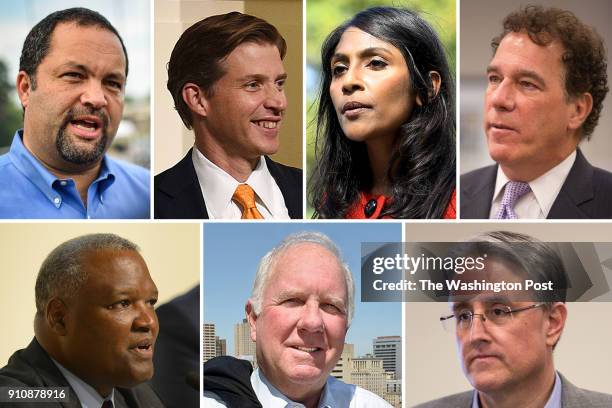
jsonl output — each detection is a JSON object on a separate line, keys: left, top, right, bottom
{"left": 234, "top": 318, "right": 256, "bottom": 362}
{"left": 373, "top": 335, "right": 402, "bottom": 379}
{"left": 203, "top": 323, "right": 216, "bottom": 362}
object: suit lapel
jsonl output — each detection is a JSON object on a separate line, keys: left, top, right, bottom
{"left": 460, "top": 165, "right": 497, "bottom": 218}
{"left": 265, "top": 156, "right": 302, "bottom": 218}
{"left": 548, "top": 150, "right": 593, "bottom": 219}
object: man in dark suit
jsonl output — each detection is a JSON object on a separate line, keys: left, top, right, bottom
{"left": 416, "top": 231, "right": 612, "bottom": 408}
{"left": 461, "top": 6, "right": 612, "bottom": 219}
{"left": 155, "top": 12, "right": 302, "bottom": 219}
{"left": 151, "top": 286, "right": 199, "bottom": 408}
{"left": 0, "top": 234, "right": 163, "bottom": 407}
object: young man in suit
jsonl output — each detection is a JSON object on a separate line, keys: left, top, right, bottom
{"left": 0, "top": 234, "right": 163, "bottom": 407}
{"left": 461, "top": 6, "right": 612, "bottom": 219}
{"left": 155, "top": 12, "right": 302, "bottom": 219}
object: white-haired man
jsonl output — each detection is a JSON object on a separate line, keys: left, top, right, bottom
{"left": 203, "top": 231, "right": 391, "bottom": 407}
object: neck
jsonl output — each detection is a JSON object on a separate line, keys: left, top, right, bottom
{"left": 365, "top": 137, "right": 395, "bottom": 196}
{"left": 194, "top": 132, "right": 257, "bottom": 183}
{"left": 478, "top": 368, "right": 556, "bottom": 408}
{"left": 499, "top": 145, "right": 577, "bottom": 183}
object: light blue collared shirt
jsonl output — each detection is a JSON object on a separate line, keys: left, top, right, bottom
{"left": 472, "top": 372, "right": 562, "bottom": 408}
{"left": 0, "top": 130, "right": 150, "bottom": 219}
{"left": 52, "top": 359, "right": 115, "bottom": 408}
{"left": 204, "top": 368, "right": 392, "bottom": 408}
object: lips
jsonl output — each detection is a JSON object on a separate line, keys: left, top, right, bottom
{"left": 341, "top": 101, "right": 372, "bottom": 114}
{"left": 290, "top": 345, "right": 323, "bottom": 353}
{"left": 65, "top": 111, "right": 107, "bottom": 140}
{"left": 130, "top": 338, "right": 154, "bottom": 358}
{"left": 488, "top": 122, "right": 517, "bottom": 132}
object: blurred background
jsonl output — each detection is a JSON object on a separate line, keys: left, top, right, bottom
{"left": 460, "top": 0, "right": 612, "bottom": 174}
{"left": 0, "top": 0, "right": 150, "bottom": 167}
{"left": 306, "top": 0, "right": 456, "bottom": 216}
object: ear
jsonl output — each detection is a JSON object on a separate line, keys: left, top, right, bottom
{"left": 45, "top": 298, "right": 68, "bottom": 336}
{"left": 181, "top": 82, "right": 209, "bottom": 119}
{"left": 16, "top": 71, "right": 33, "bottom": 109}
{"left": 567, "top": 92, "right": 593, "bottom": 133}
{"left": 245, "top": 301, "right": 258, "bottom": 342}
{"left": 416, "top": 71, "right": 442, "bottom": 107}
{"left": 545, "top": 302, "right": 567, "bottom": 348}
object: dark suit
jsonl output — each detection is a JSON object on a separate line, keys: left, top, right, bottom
{"left": 0, "top": 338, "right": 163, "bottom": 408}
{"left": 413, "top": 373, "right": 612, "bottom": 408}
{"left": 151, "top": 286, "right": 199, "bottom": 408}
{"left": 460, "top": 150, "right": 612, "bottom": 219}
{"left": 154, "top": 148, "right": 303, "bottom": 219}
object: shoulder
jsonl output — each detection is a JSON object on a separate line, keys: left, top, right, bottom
{"left": 155, "top": 150, "right": 196, "bottom": 186}
{"left": 106, "top": 156, "right": 150, "bottom": 184}
{"left": 117, "top": 382, "right": 165, "bottom": 408}
{"left": 590, "top": 165, "right": 612, "bottom": 191}
{"left": 561, "top": 374, "right": 612, "bottom": 407}
{"left": 265, "top": 156, "right": 302, "bottom": 180}
{"left": 461, "top": 165, "right": 496, "bottom": 188}
{"left": 413, "top": 391, "right": 473, "bottom": 408}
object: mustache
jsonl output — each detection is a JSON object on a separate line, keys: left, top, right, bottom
{"left": 61, "top": 106, "right": 109, "bottom": 130}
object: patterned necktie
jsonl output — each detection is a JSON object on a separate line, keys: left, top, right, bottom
{"left": 232, "top": 184, "right": 264, "bottom": 219}
{"left": 101, "top": 400, "right": 113, "bottom": 408}
{"left": 495, "top": 181, "right": 531, "bottom": 219}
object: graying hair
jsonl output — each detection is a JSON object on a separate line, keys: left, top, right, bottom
{"left": 35, "top": 233, "right": 139, "bottom": 314}
{"left": 249, "top": 231, "right": 355, "bottom": 326}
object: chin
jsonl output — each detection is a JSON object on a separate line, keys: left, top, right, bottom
{"left": 287, "top": 366, "right": 326, "bottom": 385}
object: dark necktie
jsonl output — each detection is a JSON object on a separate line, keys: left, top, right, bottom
{"left": 101, "top": 400, "right": 113, "bottom": 408}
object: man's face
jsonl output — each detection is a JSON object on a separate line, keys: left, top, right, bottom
{"left": 247, "top": 243, "right": 348, "bottom": 398}
{"left": 454, "top": 260, "right": 561, "bottom": 394}
{"left": 63, "top": 249, "right": 158, "bottom": 396}
{"left": 484, "top": 32, "right": 581, "bottom": 179}
{"left": 18, "top": 22, "right": 125, "bottom": 170}
{"left": 203, "top": 42, "right": 287, "bottom": 162}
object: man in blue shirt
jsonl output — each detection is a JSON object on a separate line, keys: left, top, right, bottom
{"left": 0, "top": 7, "right": 149, "bottom": 219}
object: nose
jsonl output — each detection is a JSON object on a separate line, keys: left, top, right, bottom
{"left": 341, "top": 66, "right": 365, "bottom": 95}
{"left": 80, "top": 80, "right": 108, "bottom": 110}
{"left": 467, "top": 313, "right": 491, "bottom": 343}
{"left": 297, "top": 301, "right": 324, "bottom": 333}
{"left": 263, "top": 85, "right": 287, "bottom": 115}
{"left": 132, "top": 303, "right": 157, "bottom": 332}
{"left": 487, "top": 79, "right": 515, "bottom": 112}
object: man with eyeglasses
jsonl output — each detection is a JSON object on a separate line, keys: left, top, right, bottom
{"left": 416, "top": 231, "right": 612, "bottom": 408}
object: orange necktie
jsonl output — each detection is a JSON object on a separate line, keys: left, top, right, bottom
{"left": 232, "top": 184, "right": 264, "bottom": 219}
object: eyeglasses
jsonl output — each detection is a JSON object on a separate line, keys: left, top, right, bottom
{"left": 440, "top": 303, "right": 545, "bottom": 331}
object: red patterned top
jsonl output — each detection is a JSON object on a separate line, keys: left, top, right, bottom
{"left": 345, "top": 189, "right": 456, "bottom": 219}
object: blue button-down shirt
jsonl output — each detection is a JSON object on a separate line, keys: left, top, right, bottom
{"left": 0, "top": 130, "right": 150, "bottom": 219}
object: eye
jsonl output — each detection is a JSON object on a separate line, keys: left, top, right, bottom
{"left": 455, "top": 310, "right": 472, "bottom": 322}
{"left": 520, "top": 80, "right": 538, "bottom": 90}
{"left": 105, "top": 79, "right": 124, "bottom": 91}
{"left": 332, "top": 63, "right": 347, "bottom": 77}
{"left": 62, "top": 72, "right": 84, "bottom": 80}
{"left": 321, "top": 303, "right": 342, "bottom": 314}
{"left": 108, "top": 299, "right": 131, "bottom": 310}
{"left": 147, "top": 298, "right": 158, "bottom": 307}
{"left": 280, "top": 298, "right": 303, "bottom": 307}
{"left": 245, "top": 81, "right": 262, "bottom": 91}
{"left": 487, "top": 74, "right": 501, "bottom": 85}
{"left": 275, "top": 79, "right": 286, "bottom": 91}
{"left": 367, "top": 58, "right": 388, "bottom": 70}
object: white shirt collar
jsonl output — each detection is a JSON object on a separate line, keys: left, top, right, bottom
{"left": 52, "top": 358, "right": 115, "bottom": 408}
{"left": 251, "top": 368, "right": 340, "bottom": 408}
{"left": 492, "top": 150, "right": 576, "bottom": 218}
{"left": 191, "top": 147, "right": 289, "bottom": 219}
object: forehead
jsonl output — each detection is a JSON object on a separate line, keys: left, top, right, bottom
{"left": 80, "top": 249, "right": 155, "bottom": 293}
{"left": 264, "top": 243, "right": 346, "bottom": 296}
{"left": 43, "top": 22, "right": 126, "bottom": 73}
{"left": 490, "top": 32, "right": 565, "bottom": 80}
{"left": 220, "top": 41, "right": 285, "bottom": 80}
{"left": 334, "top": 27, "right": 401, "bottom": 58}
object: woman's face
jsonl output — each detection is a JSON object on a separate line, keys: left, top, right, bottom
{"left": 330, "top": 27, "right": 414, "bottom": 144}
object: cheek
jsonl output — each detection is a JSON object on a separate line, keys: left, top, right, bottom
{"left": 324, "top": 316, "right": 347, "bottom": 345}
{"left": 329, "top": 83, "right": 342, "bottom": 110}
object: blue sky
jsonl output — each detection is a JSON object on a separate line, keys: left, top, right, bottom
{"left": 0, "top": 0, "right": 150, "bottom": 99}
{"left": 203, "top": 222, "right": 402, "bottom": 357}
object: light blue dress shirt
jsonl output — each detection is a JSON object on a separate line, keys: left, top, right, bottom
{"left": 471, "top": 372, "right": 562, "bottom": 408}
{"left": 0, "top": 130, "right": 150, "bottom": 219}
{"left": 53, "top": 358, "right": 115, "bottom": 408}
{"left": 203, "top": 368, "right": 393, "bottom": 408}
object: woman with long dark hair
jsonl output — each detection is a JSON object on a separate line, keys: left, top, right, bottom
{"left": 309, "top": 7, "right": 456, "bottom": 219}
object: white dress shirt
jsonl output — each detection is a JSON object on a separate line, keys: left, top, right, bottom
{"left": 203, "top": 368, "right": 392, "bottom": 408}
{"left": 53, "top": 359, "right": 115, "bottom": 408}
{"left": 192, "top": 147, "right": 290, "bottom": 219}
{"left": 489, "top": 151, "right": 576, "bottom": 219}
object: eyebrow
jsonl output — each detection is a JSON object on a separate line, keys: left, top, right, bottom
{"left": 331, "top": 46, "right": 394, "bottom": 64}
{"left": 56, "top": 61, "right": 126, "bottom": 82}
{"left": 237, "top": 73, "right": 287, "bottom": 82}
{"left": 486, "top": 65, "right": 546, "bottom": 87}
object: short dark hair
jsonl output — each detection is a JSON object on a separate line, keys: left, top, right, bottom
{"left": 167, "top": 12, "right": 287, "bottom": 129}
{"left": 492, "top": 5, "right": 608, "bottom": 140}
{"left": 35, "top": 234, "right": 139, "bottom": 315}
{"left": 19, "top": 7, "right": 129, "bottom": 89}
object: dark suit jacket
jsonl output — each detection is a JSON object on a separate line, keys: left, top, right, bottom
{"left": 150, "top": 286, "right": 199, "bottom": 408}
{"left": 413, "top": 373, "right": 612, "bottom": 408}
{"left": 460, "top": 150, "right": 612, "bottom": 219}
{"left": 154, "top": 149, "right": 302, "bottom": 219}
{"left": 0, "top": 338, "right": 164, "bottom": 408}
